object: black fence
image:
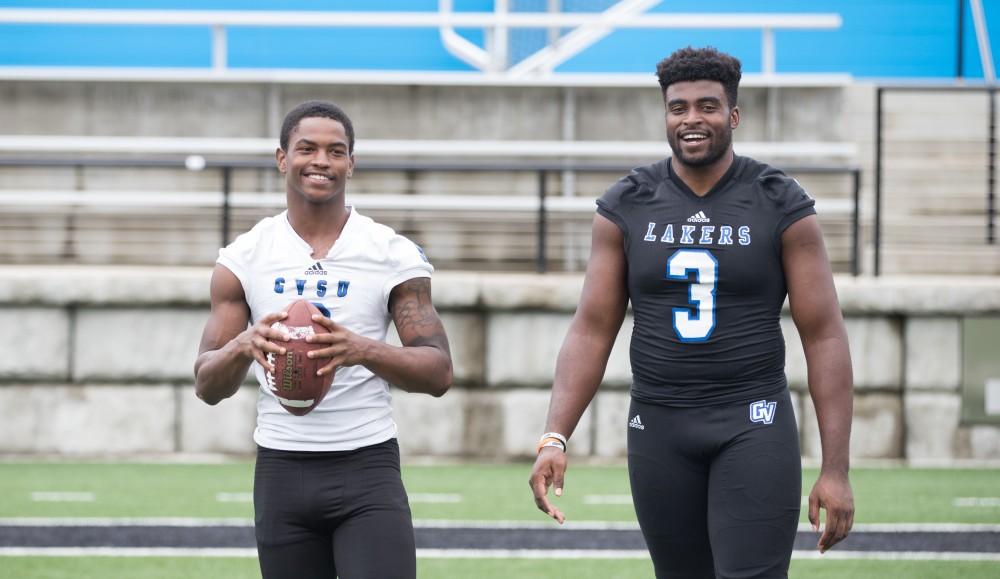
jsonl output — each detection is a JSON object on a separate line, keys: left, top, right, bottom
{"left": 0, "top": 156, "right": 861, "bottom": 274}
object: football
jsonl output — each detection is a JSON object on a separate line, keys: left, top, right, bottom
{"left": 265, "top": 300, "right": 333, "bottom": 416}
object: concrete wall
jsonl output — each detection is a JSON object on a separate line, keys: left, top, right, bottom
{"left": 0, "top": 82, "right": 840, "bottom": 142}
{"left": 1, "top": 266, "right": 998, "bottom": 463}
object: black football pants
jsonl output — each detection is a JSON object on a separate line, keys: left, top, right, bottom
{"left": 254, "top": 439, "right": 416, "bottom": 579}
{"left": 627, "top": 389, "right": 801, "bottom": 579}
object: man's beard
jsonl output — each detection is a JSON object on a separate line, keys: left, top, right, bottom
{"left": 668, "top": 127, "right": 733, "bottom": 168}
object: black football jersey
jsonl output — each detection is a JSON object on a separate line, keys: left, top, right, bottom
{"left": 596, "top": 156, "right": 816, "bottom": 406}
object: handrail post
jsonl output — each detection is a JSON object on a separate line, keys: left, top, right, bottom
{"left": 492, "top": 0, "right": 509, "bottom": 72}
{"left": 874, "top": 87, "right": 884, "bottom": 276}
{"left": 989, "top": 86, "right": 996, "bottom": 244}
{"left": 537, "top": 169, "right": 547, "bottom": 273}
{"left": 762, "top": 27, "right": 775, "bottom": 75}
{"left": 957, "top": 0, "right": 966, "bottom": 80}
{"left": 212, "top": 24, "right": 227, "bottom": 71}
{"left": 971, "top": 0, "right": 996, "bottom": 84}
{"left": 851, "top": 168, "right": 861, "bottom": 276}
{"left": 221, "top": 166, "right": 232, "bottom": 248}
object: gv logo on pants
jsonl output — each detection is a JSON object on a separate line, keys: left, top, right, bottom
{"left": 749, "top": 400, "right": 777, "bottom": 425}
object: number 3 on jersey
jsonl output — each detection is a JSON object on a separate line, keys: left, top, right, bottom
{"left": 666, "top": 249, "right": 718, "bottom": 342}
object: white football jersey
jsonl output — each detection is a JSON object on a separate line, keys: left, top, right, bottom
{"left": 218, "top": 207, "right": 433, "bottom": 451}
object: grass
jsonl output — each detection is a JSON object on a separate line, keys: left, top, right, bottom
{"left": 1, "top": 461, "right": 998, "bottom": 579}
{"left": 0, "top": 557, "right": 262, "bottom": 579}
{"left": 0, "top": 462, "right": 257, "bottom": 519}
{"left": 848, "top": 467, "right": 1000, "bottom": 524}
{"left": 1, "top": 557, "right": 998, "bottom": 579}
{"left": 0, "top": 462, "right": 998, "bottom": 524}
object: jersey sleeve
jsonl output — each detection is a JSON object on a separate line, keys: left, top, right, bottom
{"left": 596, "top": 174, "right": 638, "bottom": 237}
{"left": 756, "top": 170, "right": 817, "bottom": 244}
{"left": 382, "top": 235, "right": 435, "bottom": 304}
{"left": 216, "top": 231, "right": 256, "bottom": 299}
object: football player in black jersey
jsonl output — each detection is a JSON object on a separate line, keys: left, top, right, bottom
{"left": 529, "top": 47, "right": 854, "bottom": 578}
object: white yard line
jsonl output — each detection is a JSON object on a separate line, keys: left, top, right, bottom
{"left": 0, "top": 547, "right": 998, "bottom": 561}
{"left": 0, "top": 517, "right": 638, "bottom": 530}
{"left": 833, "top": 523, "right": 1000, "bottom": 533}
{"left": 0, "top": 518, "right": 254, "bottom": 527}
{"left": 789, "top": 551, "right": 1000, "bottom": 561}
{"left": 583, "top": 495, "right": 634, "bottom": 505}
{"left": 413, "top": 519, "right": 642, "bottom": 530}
{"left": 0, "top": 547, "right": 258, "bottom": 557}
{"left": 953, "top": 497, "right": 1000, "bottom": 507}
{"left": 214, "top": 492, "right": 253, "bottom": 503}
{"left": 408, "top": 493, "right": 463, "bottom": 503}
{"left": 29, "top": 492, "right": 95, "bottom": 502}
{"left": 0, "top": 518, "right": 998, "bottom": 533}
{"left": 417, "top": 549, "right": 649, "bottom": 559}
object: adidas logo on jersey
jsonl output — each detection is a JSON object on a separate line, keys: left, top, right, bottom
{"left": 629, "top": 415, "right": 645, "bottom": 430}
{"left": 304, "top": 262, "right": 328, "bottom": 276}
{"left": 687, "top": 211, "right": 710, "bottom": 223}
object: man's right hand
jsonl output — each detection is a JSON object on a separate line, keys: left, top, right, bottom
{"left": 529, "top": 447, "right": 568, "bottom": 524}
{"left": 237, "top": 311, "right": 289, "bottom": 374}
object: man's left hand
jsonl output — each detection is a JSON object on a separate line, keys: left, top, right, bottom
{"left": 808, "top": 470, "right": 854, "bottom": 553}
{"left": 306, "top": 314, "right": 372, "bottom": 375}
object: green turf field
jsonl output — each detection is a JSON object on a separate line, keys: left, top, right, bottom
{"left": 1, "top": 462, "right": 998, "bottom": 524}
{"left": 2, "top": 462, "right": 998, "bottom": 579}
{"left": 1, "top": 556, "right": 998, "bottom": 579}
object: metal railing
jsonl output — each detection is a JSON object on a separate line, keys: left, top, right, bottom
{"left": 0, "top": 156, "right": 861, "bottom": 274}
{"left": 873, "top": 85, "right": 997, "bottom": 276}
{"left": 0, "top": 136, "right": 857, "bottom": 160}
{"left": 0, "top": 6, "right": 843, "bottom": 83}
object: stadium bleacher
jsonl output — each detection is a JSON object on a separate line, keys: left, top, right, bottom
{"left": 0, "top": 2, "right": 996, "bottom": 274}
{"left": 0, "top": 136, "right": 859, "bottom": 271}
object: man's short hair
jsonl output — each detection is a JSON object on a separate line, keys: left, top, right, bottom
{"left": 655, "top": 47, "right": 742, "bottom": 108}
{"left": 280, "top": 100, "right": 355, "bottom": 153}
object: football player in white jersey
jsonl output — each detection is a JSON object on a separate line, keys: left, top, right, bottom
{"left": 194, "top": 100, "right": 452, "bottom": 579}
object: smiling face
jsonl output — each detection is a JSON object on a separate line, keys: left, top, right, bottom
{"left": 276, "top": 116, "right": 355, "bottom": 206}
{"left": 664, "top": 79, "right": 739, "bottom": 169}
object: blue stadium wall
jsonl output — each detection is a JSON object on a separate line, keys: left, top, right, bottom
{"left": 0, "top": 0, "right": 998, "bottom": 79}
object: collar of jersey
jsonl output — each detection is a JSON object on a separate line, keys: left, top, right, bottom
{"left": 280, "top": 206, "right": 358, "bottom": 260}
{"left": 666, "top": 154, "right": 744, "bottom": 201}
